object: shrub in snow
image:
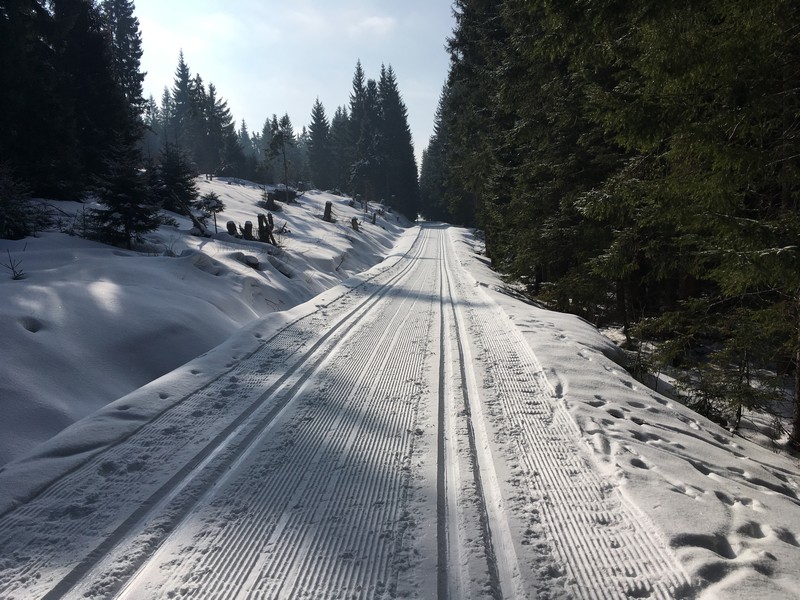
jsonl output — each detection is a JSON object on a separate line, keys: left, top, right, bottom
{"left": 0, "top": 163, "right": 38, "bottom": 240}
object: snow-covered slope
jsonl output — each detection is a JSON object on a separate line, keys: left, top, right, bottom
{"left": 0, "top": 179, "right": 408, "bottom": 465}
{"left": 449, "top": 229, "right": 800, "bottom": 599}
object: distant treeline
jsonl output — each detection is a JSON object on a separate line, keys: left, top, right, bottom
{"left": 0, "top": 1, "right": 419, "bottom": 224}
{"left": 143, "top": 55, "right": 419, "bottom": 220}
{"left": 419, "top": 0, "right": 800, "bottom": 444}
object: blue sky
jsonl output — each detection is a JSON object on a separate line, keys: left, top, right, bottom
{"left": 135, "top": 0, "right": 456, "bottom": 166}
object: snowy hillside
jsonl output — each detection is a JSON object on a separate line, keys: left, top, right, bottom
{"left": 0, "top": 179, "right": 409, "bottom": 465}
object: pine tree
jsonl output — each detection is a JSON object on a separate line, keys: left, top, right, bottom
{"left": 170, "top": 50, "right": 192, "bottom": 147}
{"left": 156, "top": 141, "right": 198, "bottom": 214}
{"left": 239, "top": 120, "right": 253, "bottom": 156}
{"left": 269, "top": 113, "right": 296, "bottom": 202}
{"left": 419, "top": 87, "right": 451, "bottom": 222}
{"left": 258, "top": 118, "right": 276, "bottom": 183}
{"left": 329, "top": 106, "right": 351, "bottom": 192}
{"left": 90, "top": 133, "right": 160, "bottom": 249}
{"left": 199, "top": 191, "right": 225, "bottom": 233}
{"left": 348, "top": 60, "right": 367, "bottom": 157}
{"left": 0, "top": 0, "right": 77, "bottom": 197}
{"left": 308, "top": 98, "right": 333, "bottom": 190}
{"left": 158, "top": 86, "right": 173, "bottom": 140}
{"left": 0, "top": 162, "right": 33, "bottom": 240}
{"left": 50, "top": 0, "right": 131, "bottom": 195}
{"left": 441, "top": 0, "right": 507, "bottom": 234}
{"left": 291, "top": 125, "right": 310, "bottom": 185}
{"left": 377, "top": 65, "right": 419, "bottom": 219}
{"left": 238, "top": 120, "right": 259, "bottom": 179}
{"left": 186, "top": 73, "right": 209, "bottom": 167}
{"left": 350, "top": 77, "right": 383, "bottom": 204}
{"left": 99, "top": 0, "right": 145, "bottom": 117}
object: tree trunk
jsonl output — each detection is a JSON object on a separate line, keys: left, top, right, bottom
{"left": 176, "top": 198, "right": 209, "bottom": 236}
{"left": 617, "top": 279, "right": 631, "bottom": 345}
{"left": 282, "top": 144, "right": 289, "bottom": 203}
{"left": 792, "top": 323, "right": 800, "bottom": 449}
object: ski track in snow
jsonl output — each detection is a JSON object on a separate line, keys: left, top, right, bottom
{"left": 0, "top": 226, "right": 691, "bottom": 599}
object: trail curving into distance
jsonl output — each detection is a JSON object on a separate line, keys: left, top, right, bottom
{"left": 0, "top": 225, "right": 690, "bottom": 599}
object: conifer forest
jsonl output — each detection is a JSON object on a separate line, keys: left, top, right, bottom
{"left": 0, "top": 1, "right": 421, "bottom": 232}
{"left": 420, "top": 0, "right": 800, "bottom": 444}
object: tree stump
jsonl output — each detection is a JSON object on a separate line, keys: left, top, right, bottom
{"left": 243, "top": 220, "right": 254, "bottom": 240}
{"left": 257, "top": 214, "right": 268, "bottom": 241}
{"left": 258, "top": 213, "right": 277, "bottom": 245}
{"left": 226, "top": 221, "right": 238, "bottom": 236}
{"left": 351, "top": 217, "right": 359, "bottom": 232}
{"left": 323, "top": 201, "right": 333, "bottom": 222}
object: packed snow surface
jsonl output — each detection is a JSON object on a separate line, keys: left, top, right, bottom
{"left": 0, "top": 186, "right": 799, "bottom": 599}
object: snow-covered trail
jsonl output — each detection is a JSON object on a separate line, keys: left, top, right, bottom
{"left": 0, "top": 226, "right": 690, "bottom": 599}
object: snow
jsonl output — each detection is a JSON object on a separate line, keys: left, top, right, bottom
{"left": 0, "top": 179, "right": 409, "bottom": 466}
{"left": 0, "top": 197, "right": 798, "bottom": 599}
{"left": 449, "top": 228, "right": 800, "bottom": 599}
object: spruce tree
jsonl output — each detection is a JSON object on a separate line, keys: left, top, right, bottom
{"left": 329, "top": 106, "right": 352, "bottom": 192}
{"left": 269, "top": 114, "right": 296, "bottom": 202}
{"left": 170, "top": 50, "right": 192, "bottom": 147}
{"left": 350, "top": 78, "right": 383, "bottom": 204}
{"left": 157, "top": 141, "right": 198, "bottom": 214}
{"left": 419, "top": 87, "right": 451, "bottom": 222}
{"left": 377, "top": 65, "right": 419, "bottom": 220}
{"left": 0, "top": 162, "right": 33, "bottom": 240}
{"left": 158, "top": 86, "right": 174, "bottom": 140}
{"left": 308, "top": 98, "right": 333, "bottom": 190}
{"left": 99, "top": 0, "right": 145, "bottom": 116}
{"left": 348, "top": 60, "right": 367, "bottom": 158}
{"left": 0, "top": 0, "right": 76, "bottom": 197}
{"left": 259, "top": 118, "right": 275, "bottom": 183}
{"left": 90, "top": 133, "right": 160, "bottom": 249}
{"left": 238, "top": 120, "right": 258, "bottom": 179}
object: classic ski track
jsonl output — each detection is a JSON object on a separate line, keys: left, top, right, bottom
{"left": 0, "top": 226, "right": 695, "bottom": 600}
{"left": 440, "top": 232, "right": 524, "bottom": 600}
{"left": 0, "top": 228, "right": 429, "bottom": 600}
{"left": 442, "top": 229, "right": 692, "bottom": 599}
{"left": 108, "top": 228, "right": 441, "bottom": 600}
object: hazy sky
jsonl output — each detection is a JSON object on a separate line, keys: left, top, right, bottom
{"left": 134, "top": 0, "right": 456, "bottom": 166}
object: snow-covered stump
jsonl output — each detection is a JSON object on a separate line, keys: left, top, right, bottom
{"left": 243, "top": 221, "right": 254, "bottom": 240}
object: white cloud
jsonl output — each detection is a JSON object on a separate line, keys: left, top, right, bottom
{"left": 346, "top": 15, "right": 396, "bottom": 38}
{"left": 286, "top": 8, "right": 328, "bottom": 37}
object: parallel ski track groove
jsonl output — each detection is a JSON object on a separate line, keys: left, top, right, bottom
{"left": 0, "top": 229, "right": 429, "bottom": 600}
{"left": 436, "top": 232, "right": 450, "bottom": 600}
{"left": 109, "top": 229, "right": 440, "bottom": 599}
{"left": 437, "top": 229, "right": 502, "bottom": 599}
{"left": 442, "top": 229, "right": 691, "bottom": 599}
{"left": 440, "top": 231, "right": 518, "bottom": 600}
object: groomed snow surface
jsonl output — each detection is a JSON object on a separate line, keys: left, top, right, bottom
{"left": 0, "top": 180, "right": 799, "bottom": 599}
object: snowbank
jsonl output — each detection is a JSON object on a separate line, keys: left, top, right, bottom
{"left": 0, "top": 179, "right": 409, "bottom": 466}
{"left": 449, "top": 228, "right": 800, "bottom": 598}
